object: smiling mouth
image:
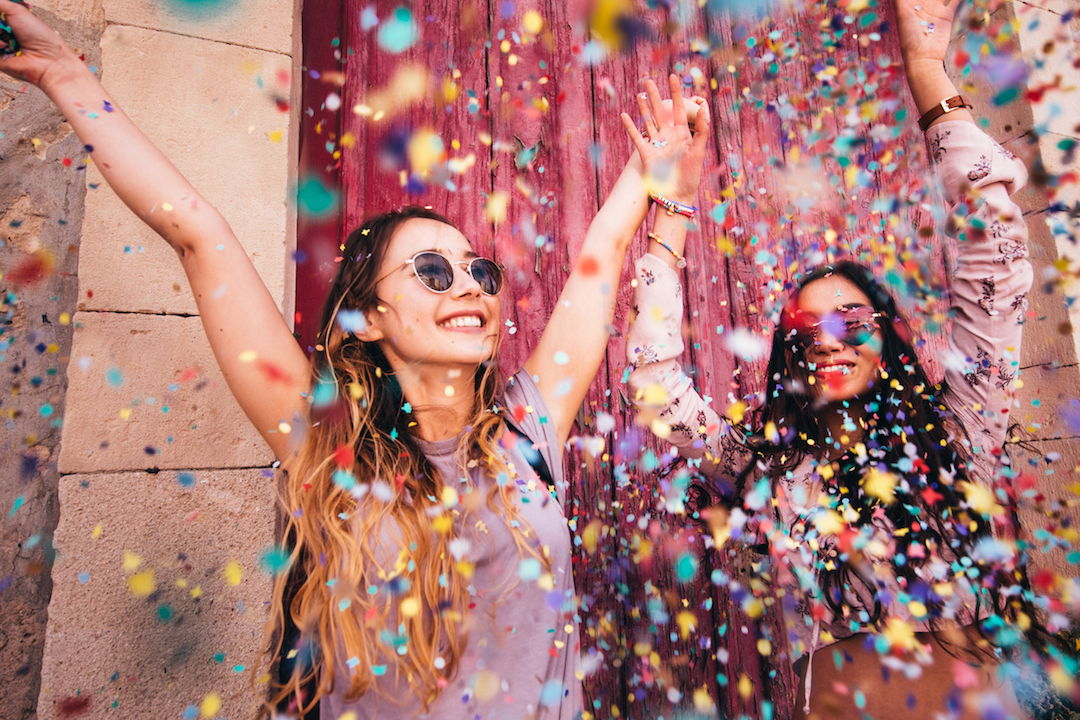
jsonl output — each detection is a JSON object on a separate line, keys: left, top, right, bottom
{"left": 438, "top": 314, "right": 485, "bottom": 329}
{"left": 813, "top": 362, "right": 854, "bottom": 376}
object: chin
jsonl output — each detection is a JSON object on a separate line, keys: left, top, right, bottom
{"left": 811, "top": 375, "right": 877, "bottom": 404}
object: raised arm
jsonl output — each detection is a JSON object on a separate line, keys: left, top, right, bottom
{"left": 897, "top": 0, "right": 1033, "bottom": 480}
{"left": 0, "top": 0, "right": 310, "bottom": 461}
{"left": 525, "top": 75, "right": 710, "bottom": 447}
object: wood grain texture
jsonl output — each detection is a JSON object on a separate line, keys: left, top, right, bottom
{"left": 297, "top": 2, "right": 947, "bottom": 718}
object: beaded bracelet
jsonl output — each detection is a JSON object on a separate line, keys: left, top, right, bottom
{"left": 650, "top": 192, "right": 697, "bottom": 219}
{"left": 648, "top": 232, "right": 687, "bottom": 269}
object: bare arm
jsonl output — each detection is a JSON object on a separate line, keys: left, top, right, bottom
{"left": 0, "top": 0, "right": 309, "bottom": 461}
{"left": 524, "top": 75, "right": 710, "bottom": 447}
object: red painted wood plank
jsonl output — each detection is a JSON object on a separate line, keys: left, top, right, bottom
{"left": 297, "top": 2, "right": 954, "bottom": 719}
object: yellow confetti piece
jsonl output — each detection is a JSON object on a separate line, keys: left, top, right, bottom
{"left": 726, "top": 401, "right": 746, "bottom": 424}
{"left": 882, "top": 616, "right": 917, "bottom": 651}
{"left": 692, "top": 686, "right": 714, "bottom": 713}
{"left": 814, "top": 509, "right": 844, "bottom": 536}
{"left": 119, "top": 408, "right": 132, "bottom": 421}
{"left": 238, "top": 350, "right": 257, "bottom": 363}
{"left": 267, "top": 129, "right": 284, "bottom": 143}
{"left": 122, "top": 551, "right": 142, "bottom": 571}
{"left": 960, "top": 481, "right": 1003, "bottom": 516}
{"left": 200, "top": 691, "right": 221, "bottom": 718}
{"left": 400, "top": 597, "right": 420, "bottom": 618}
{"left": 484, "top": 191, "right": 509, "bottom": 225}
{"left": 91, "top": 523, "right": 103, "bottom": 540}
{"left": 522, "top": 9, "right": 543, "bottom": 34}
{"left": 337, "top": 713, "right": 358, "bottom": 720}
{"left": 432, "top": 514, "right": 452, "bottom": 533}
{"left": 863, "top": 468, "right": 897, "bottom": 504}
{"left": 441, "top": 486, "right": 459, "bottom": 508}
{"left": 128, "top": 570, "right": 155, "bottom": 597}
{"left": 737, "top": 673, "right": 753, "bottom": 700}
{"left": 756, "top": 638, "right": 772, "bottom": 656}
{"left": 223, "top": 560, "right": 243, "bottom": 587}
{"left": 581, "top": 519, "right": 600, "bottom": 555}
{"left": 675, "top": 610, "right": 696, "bottom": 639}
{"left": 474, "top": 669, "right": 499, "bottom": 700}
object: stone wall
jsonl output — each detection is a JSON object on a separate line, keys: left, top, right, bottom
{"left": 1, "top": 3, "right": 105, "bottom": 716}
{"left": 3, "top": 1, "right": 300, "bottom": 718}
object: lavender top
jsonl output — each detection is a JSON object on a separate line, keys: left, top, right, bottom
{"left": 322, "top": 370, "right": 583, "bottom": 720}
{"left": 625, "top": 121, "right": 1032, "bottom": 663}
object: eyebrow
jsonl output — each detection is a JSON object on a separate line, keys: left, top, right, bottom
{"left": 836, "top": 302, "right": 871, "bottom": 311}
{"left": 416, "top": 248, "right": 478, "bottom": 259}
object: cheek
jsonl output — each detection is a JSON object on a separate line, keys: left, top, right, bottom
{"left": 855, "top": 335, "right": 883, "bottom": 366}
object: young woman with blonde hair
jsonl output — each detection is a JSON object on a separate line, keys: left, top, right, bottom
{"left": 0, "top": 2, "right": 710, "bottom": 716}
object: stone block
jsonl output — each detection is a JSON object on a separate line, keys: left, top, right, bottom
{"left": 1017, "top": 206, "right": 1080, "bottom": 368}
{"left": 37, "top": 469, "right": 277, "bottom": 719}
{"left": 79, "top": 24, "right": 291, "bottom": 316}
{"left": 58, "top": 312, "right": 274, "bottom": 473}
{"left": 1014, "top": 2, "right": 1080, "bottom": 139}
{"left": 1013, "top": 361, "right": 1080, "bottom": 440}
{"left": 103, "top": 0, "right": 294, "bottom": 55}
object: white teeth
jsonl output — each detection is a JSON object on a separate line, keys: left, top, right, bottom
{"left": 815, "top": 363, "right": 852, "bottom": 375}
{"left": 440, "top": 315, "right": 483, "bottom": 328}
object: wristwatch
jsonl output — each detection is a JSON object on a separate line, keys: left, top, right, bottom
{"left": 918, "top": 95, "right": 973, "bottom": 132}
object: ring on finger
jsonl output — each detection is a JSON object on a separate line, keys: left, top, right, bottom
{"left": 651, "top": 138, "right": 668, "bottom": 148}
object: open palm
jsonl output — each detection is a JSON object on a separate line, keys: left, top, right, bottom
{"left": 620, "top": 74, "right": 710, "bottom": 205}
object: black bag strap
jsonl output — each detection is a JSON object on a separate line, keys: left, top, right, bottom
{"left": 502, "top": 417, "right": 557, "bottom": 494}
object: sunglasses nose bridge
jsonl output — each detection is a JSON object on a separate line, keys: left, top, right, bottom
{"left": 448, "top": 259, "right": 484, "bottom": 296}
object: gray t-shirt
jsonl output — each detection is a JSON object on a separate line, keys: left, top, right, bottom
{"left": 321, "top": 370, "right": 583, "bottom": 720}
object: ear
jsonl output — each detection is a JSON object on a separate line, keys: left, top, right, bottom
{"left": 334, "top": 307, "right": 384, "bottom": 342}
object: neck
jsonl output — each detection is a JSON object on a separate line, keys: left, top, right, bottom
{"left": 818, "top": 399, "right": 871, "bottom": 459}
{"left": 391, "top": 361, "right": 479, "bottom": 442}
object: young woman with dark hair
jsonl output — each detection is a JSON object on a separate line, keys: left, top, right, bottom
{"left": 0, "top": 2, "right": 712, "bottom": 717}
{"left": 626, "top": 1, "right": 1051, "bottom": 717}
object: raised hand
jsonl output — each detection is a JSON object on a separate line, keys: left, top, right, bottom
{"left": 0, "top": 0, "right": 80, "bottom": 89}
{"left": 621, "top": 74, "right": 711, "bottom": 206}
{"left": 895, "top": 0, "right": 963, "bottom": 65}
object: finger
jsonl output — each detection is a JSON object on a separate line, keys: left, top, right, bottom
{"left": 691, "top": 99, "right": 711, "bottom": 154}
{"left": 644, "top": 77, "right": 666, "bottom": 127}
{"left": 636, "top": 91, "right": 657, "bottom": 138}
{"left": 669, "top": 73, "right": 687, "bottom": 128}
{"left": 620, "top": 112, "right": 649, "bottom": 156}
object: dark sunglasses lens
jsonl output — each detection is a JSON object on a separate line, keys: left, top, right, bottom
{"left": 470, "top": 258, "right": 503, "bottom": 295}
{"left": 842, "top": 322, "right": 875, "bottom": 346}
{"left": 413, "top": 252, "right": 454, "bottom": 292}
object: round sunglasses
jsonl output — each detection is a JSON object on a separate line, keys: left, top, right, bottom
{"left": 786, "top": 306, "right": 884, "bottom": 348}
{"left": 403, "top": 251, "right": 503, "bottom": 296}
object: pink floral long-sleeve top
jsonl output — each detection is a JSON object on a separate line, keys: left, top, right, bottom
{"left": 625, "top": 121, "right": 1032, "bottom": 675}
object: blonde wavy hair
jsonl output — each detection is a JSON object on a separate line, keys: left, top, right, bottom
{"left": 263, "top": 207, "right": 550, "bottom": 717}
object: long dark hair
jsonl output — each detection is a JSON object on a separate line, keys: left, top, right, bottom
{"left": 740, "top": 261, "right": 1044, "bottom": 654}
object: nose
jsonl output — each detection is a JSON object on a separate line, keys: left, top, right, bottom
{"left": 449, "top": 261, "right": 482, "bottom": 298}
{"left": 807, "top": 327, "right": 845, "bottom": 355}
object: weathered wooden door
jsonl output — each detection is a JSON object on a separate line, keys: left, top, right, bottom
{"left": 297, "top": 1, "right": 945, "bottom": 717}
